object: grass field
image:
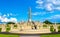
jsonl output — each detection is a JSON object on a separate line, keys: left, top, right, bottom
{"left": 41, "top": 34, "right": 60, "bottom": 37}
{"left": 0, "top": 34, "right": 60, "bottom": 37}
{"left": 0, "top": 34, "right": 19, "bottom": 37}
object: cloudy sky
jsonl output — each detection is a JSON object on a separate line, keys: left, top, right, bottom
{"left": 0, "top": 0, "right": 60, "bottom": 23}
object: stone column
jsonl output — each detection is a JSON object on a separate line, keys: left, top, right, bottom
{"left": 28, "top": 7, "right": 32, "bottom": 22}
{"left": 11, "top": 24, "right": 13, "bottom": 30}
{"left": 2, "top": 24, "right": 6, "bottom": 32}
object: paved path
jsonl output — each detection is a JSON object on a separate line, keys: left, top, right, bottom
{"left": 20, "top": 34, "right": 40, "bottom": 37}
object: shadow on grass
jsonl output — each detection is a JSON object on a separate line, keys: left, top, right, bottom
{"left": 0, "top": 32, "right": 60, "bottom": 35}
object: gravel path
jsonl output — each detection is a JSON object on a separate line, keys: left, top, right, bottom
{"left": 20, "top": 34, "right": 40, "bottom": 37}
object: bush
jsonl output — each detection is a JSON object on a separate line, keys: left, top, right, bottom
{"left": 39, "top": 26, "right": 40, "bottom": 29}
{"left": 6, "top": 27, "right": 10, "bottom": 32}
{"left": 14, "top": 25, "right": 17, "bottom": 27}
{"left": 6, "top": 22, "right": 15, "bottom": 24}
{"left": 43, "top": 25, "right": 47, "bottom": 27}
{"left": 0, "top": 28, "right": 2, "bottom": 32}
{"left": 50, "top": 25, "right": 54, "bottom": 32}
{"left": 6, "top": 24, "right": 10, "bottom": 27}
{"left": 58, "top": 26, "right": 60, "bottom": 32}
{"left": 43, "top": 20, "right": 52, "bottom": 24}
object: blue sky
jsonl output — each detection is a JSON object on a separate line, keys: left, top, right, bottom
{"left": 0, "top": 0, "right": 60, "bottom": 23}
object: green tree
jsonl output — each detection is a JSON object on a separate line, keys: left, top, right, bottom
{"left": 6, "top": 24, "right": 10, "bottom": 27}
{"left": 6, "top": 27, "right": 10, "bottom": 32}
{"left": 0, "top": 28, "right": 2, "bottom": 32}
{"left": 6, "top": 22, "right": 15, "bottom": 24}
{"left": 43, "top": 20, "right": 52, "bottom": 24}
{"left": 43, "top": 25, "right": 47, "bottom": 27}
{"left": 50, "top": 25, "right": 54, "bottom": 32}
{"left": 14, "top": 24, "right": 17, "bottom": 28}
{"left": 58, "top": 26, "right": 60, "bottom": 32}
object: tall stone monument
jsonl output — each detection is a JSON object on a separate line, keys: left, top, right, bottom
{"left": 20, "top": 7, "right": 40, "bottom": 37}
{"left": 27, "top": 7, "right": 37, "bottom": 29}
{"left": 28, "top": 7, "right": 32, "bottom": 22}
{"left": 27, "top": 7, "right": 32, "bottom": 25}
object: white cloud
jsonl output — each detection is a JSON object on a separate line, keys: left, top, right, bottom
{"left": 3, "top": 14, "right": 7, "bottom": 17}
{"left": 7, "top": 13, "right": 13, "bottom": 16}
{"left": 36, "top": 0, "right": 43, "bottom": 4}
{"left": 55, "top": 7, "right": 60, "bottom": 10}
{"left": 1, "top": 18, "right": 9, "bottom": 22}
{"left": 52, "top": 15, "right": 60, "bottom": 19}
{"left": 52, "top": 0, "right": 60, "bottom": 5}
{"left": 36, "top": 0, "right": 60, "bottom": 11}
{"left": 0, "top": 13, "right": 18, "bottom": 23}
{"left": 6, "top": 13, "right": 18, "bottom": 17}
{"left": 0, "top": 15, "right": 17, "bottom": 23}
{"left": 45, "top": 3, "right": 53, "bottom": 11}
{"left": 9, "top": 18, "right": 17, "bottom": 22}
{"left": 46, "top": 14, "right": 60, "bottom": 19}
{"left": 32, "top": 12, "right": 46, "bottom": 15}
{"left": 7, "top": 14, "right": 9, "bottom": 16}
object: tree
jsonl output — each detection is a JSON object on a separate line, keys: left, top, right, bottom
{"left": 58, "top": 26, "right": 60, "bottom": 32}
{"left": 6, "top": 27, "right": 10, "bottom": 32}
{"left": 50, "top": 25, "right": 54, "bottom": 32}
{"left": 43, "top": 20, "right": 52, "bottom": 24}
{"left": 14, "top": 24, "right": 17, "bottom": 28}
{"left": 6, "top": 22, "right": 15, "bottom": 24}
{"left": 0, "top": 28, "right": 2, "bottom": 32}
{"left": 43, "top": 25, "right": 47, "bottom": 27}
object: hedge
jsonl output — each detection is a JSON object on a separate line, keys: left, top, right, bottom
{"left": 58, "top": 26, "right": 60, "bottom": 32}
{"left": 0, "top": 28, "right": 2, "bottom": 32}
{"left": 50, "top": 25, "right": 54, "bottom": 32}
{"left": 6, "top": 27, "right": 10, "bottom": 32}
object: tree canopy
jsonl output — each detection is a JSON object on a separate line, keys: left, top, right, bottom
{"left": 43, "top": 20, "right": 52, "bottom": 24}
{"left": 6, "top": 22, "right": 15, "bottom": 24}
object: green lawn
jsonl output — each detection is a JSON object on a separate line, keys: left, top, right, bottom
{"left": 41, "top": 34, "right": 60, "bottom": 37}
{"left": 0, "top": 34, "right": 60, "bottom": 37}
{"left": 0, "top": 34, "right": 19, "bottom": 37}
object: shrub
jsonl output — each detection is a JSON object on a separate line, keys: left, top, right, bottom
{"left": 39, "top": 26, "right": 40, "bottom": 29}
{"left": 58, "top": 26, "right": 60, "bottom": 32}
{"left": 43, "top": 25, "right": 47, "bottom": 27}
{"left": 6, "top": 27, "right": 10, "bottom": 32}
{"left": 43, "top": 20, "right": 52, "bottom": 24}
{"left": 14, "top": 25, "right": 17, "bottom": 28}
{"left": 6, "top": 24, "right": 10, "bottom": 27}
{"left": 6, "top": 22, "right": 15, "bottom": 24}
{"left": 50, "top": 25, "right": 54, "bottom": 32}
{"left": 0, "top": 28, "right": 2, "bottom": 32}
